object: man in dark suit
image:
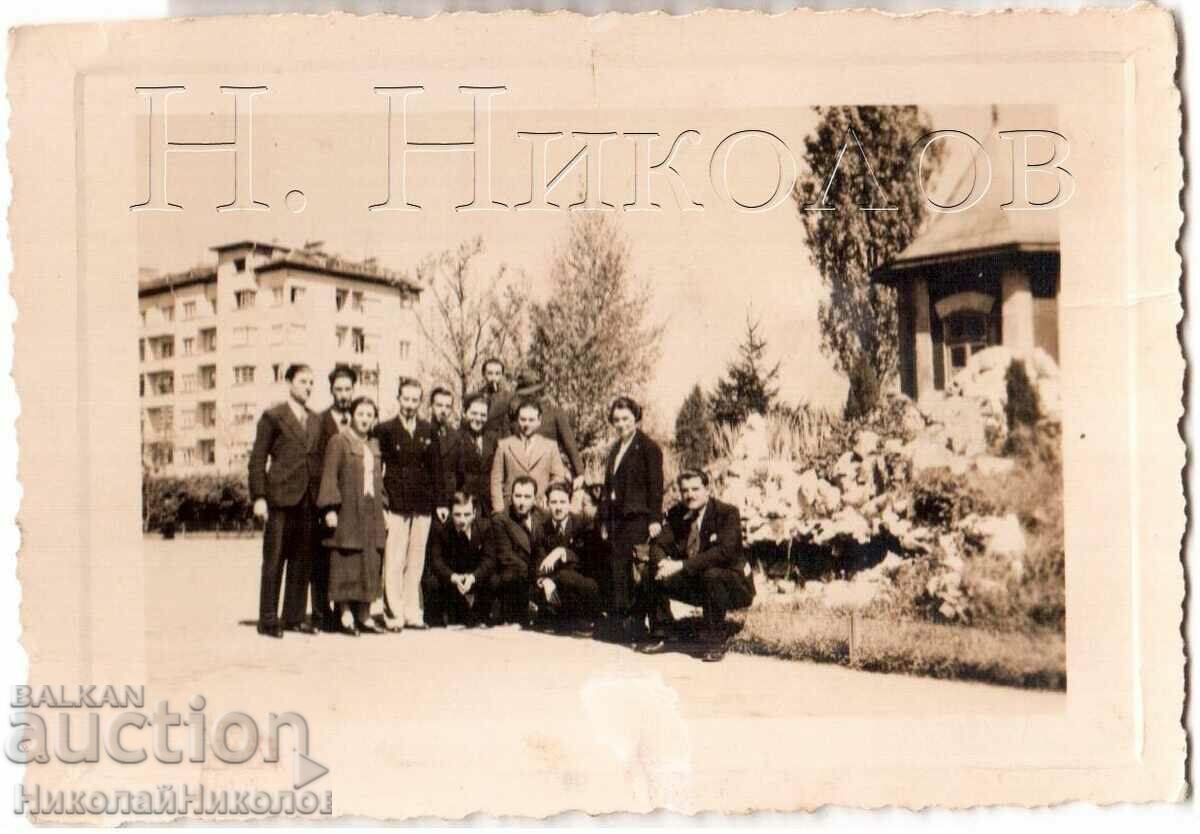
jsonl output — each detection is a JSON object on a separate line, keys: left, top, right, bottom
{"left": 429, "top": 385, "right": 458, "bottom": 502}
{"left": 509, "top": 370, "right": 584, "bottom": 480}
{"left": 532, "top": 481, "right": 604, "bottom": 629}
{"left": 311, "top": 363, "right": 358, "bottom": 632}
{"left": 249, "top": 364, "right": 324, "bottom": 638}
{"left": 488, "top": 476, "right": 546, "bottom": 625}
{"left": 600, "top": 396, "right": 664, "bottom": 642}
{"left": 448, "top": 393, "right": 497, "bottom": 513}
{"left": 477, "top": 357, "right": 514, "bottom": 437}
{"left": 638, "top": 469, "right": 756, "bottom": 662}
{"left": 374, "top": 377, "right": 449, "bottom": 630}
{"left": 423, "top": 492, "right": 494, "bottom": 627}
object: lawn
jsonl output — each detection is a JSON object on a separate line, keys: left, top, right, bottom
{"left": 728, "top": 603, "right": 1065, "bottom": 690}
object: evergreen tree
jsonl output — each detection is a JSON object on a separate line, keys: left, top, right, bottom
{"left": 710, "top": 313, "right": 781, "bottom": 426}
{"left": 527, "top": 214, "right": 662, "bottom": 450}
{"left": 673, "top": 384, "right": 711, "bottom": 469}
{"left": 843, "top": 353, "right": 881, "bottom": 421}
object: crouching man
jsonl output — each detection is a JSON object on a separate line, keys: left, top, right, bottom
{"left": 637, "top": 469, "right": 755, "bottom": 662}
{"left": 532, "top": 481, "right": 605, "bottom": 633}
{"left": 488, "top": 475, "right": 546, "bottom": 625}
{"left": 423, "top": 492, "right": 494, "bottom": 627}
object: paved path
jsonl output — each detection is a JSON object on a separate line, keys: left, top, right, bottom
{"left": 134, "top": 536, "right": 1065, "bottom": 817}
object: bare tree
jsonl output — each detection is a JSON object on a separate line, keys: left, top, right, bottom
{"left": 411, "top": 236, "right": 530, "bottom": 402}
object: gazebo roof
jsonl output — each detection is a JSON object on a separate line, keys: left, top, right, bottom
{"left": 874, "top": 114, "right": 1060, "bottom": 282}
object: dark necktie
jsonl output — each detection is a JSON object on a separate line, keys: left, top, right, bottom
{"left": 686, "top": 513, "right": 701, "bottom": 559}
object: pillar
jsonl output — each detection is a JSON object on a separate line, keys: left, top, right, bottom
{"left": 913, "top": 277, "right": 935, "bottom": 403}
{"left": 1001, "top": 268, "right": 1034, "bottom": 354}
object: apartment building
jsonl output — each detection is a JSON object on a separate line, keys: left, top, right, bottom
{"left": 139, "top": 241, "right": 423, "bottom": 474}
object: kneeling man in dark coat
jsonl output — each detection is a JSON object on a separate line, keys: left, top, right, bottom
{"left": 423, "top": 492, "right": 494, "bottom": 627}
{"left": 638, "top": 469, "right": 755, "bottom": 662}
{"left": 532, "top": 481, "right": 604, "bottom": 630}
{"left": 488, "top": 475, "right": 547, "bottom": 624}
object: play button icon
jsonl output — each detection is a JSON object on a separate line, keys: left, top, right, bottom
{"left": 293, "top": 750, "right": 329, "bottom": 789}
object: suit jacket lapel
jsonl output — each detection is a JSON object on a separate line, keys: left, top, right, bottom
{"left": 510, "top": 513, "right": 532, "bottom": 554}
{"left": 279, "top": 403, "right": 306, "bottom": 441}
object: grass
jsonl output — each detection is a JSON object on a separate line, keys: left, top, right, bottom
{"left": 729, "top": 603, "right": 1066, "bottom": 691}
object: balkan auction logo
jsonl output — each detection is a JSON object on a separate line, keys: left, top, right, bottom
{"left": 7, "top": 685, "right": 332, "bottom": 818}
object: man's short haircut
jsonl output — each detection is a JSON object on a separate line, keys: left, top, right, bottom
{"left": 397, "top": 376, "right": 423, "bottom": 396}
{"left": 608, "top": 395, "right": 642, "bottom": 423}
{"left": 349, "top": 396, "right": 378, "bottom": 419}
{"left": 430, "top": 385, "right": 453, "bottom": 404}
{"left": 328, "top": 363, "right": 358, "bottom": 386}
{"left": 451, "top": 491, "right": 475, "bottom": 510}
{"left": 511, "top": 475, "right": 538, "bottom": 495}
{"left": 463, "top": 392, "right": 488, "bottom": 413}
{"left": 512, "top": 397, "right": 542, "bottom": 418}
{"left": 677, "top": 468, "right": 710, "bottom": 488}
{"left": 284, "top": 363, "right": 312, "bottom": 382}
{"left": 482, "top": 357, "right": 505, "bottom": 374}
{"left": 545, "top": 481, "right": 572, "bottom": 501}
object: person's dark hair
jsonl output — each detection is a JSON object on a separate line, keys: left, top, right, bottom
{"left": 608, "top": 395, "right": 642, "bottom": 423}
{"left": 451, "top": 491, "right": 475, "bottom": 510}
{"left": 349, "top": 396, "right": 378, "bottom": 420}
{"left": 512, "top": 397, "right": 542, "bottom": 418}
{"left": 545, "top": 481, "right": 572, "bottom": 501}
{"left": 482, "top": 357, "right": 505, "bottom": 375}
{"left": 463, "top": 392, "right": 488, "bottom": 413}
{"left": 511, "top": 475, "right": 538, "bottom": 495}
{"left": 430, "top": 385, "right": 453, "bottom": 405}
{"left": 284, "top": 363, "right": 312, "bottom": 382}
{"left": 397, "top": 376, "right": 423, "bottom": 396}
{"left": 677, "top": 468, "right": 710, "bottom": 488}
{"left": 328, "top": 363, "right": 358, "bottom": 386}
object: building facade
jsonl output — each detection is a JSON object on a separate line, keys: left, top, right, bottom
{"left": 872, "top": 123, "right": 1060, "bottom": 403}
{"left": 139, "top": 241, "right": 423, "bottom": 474}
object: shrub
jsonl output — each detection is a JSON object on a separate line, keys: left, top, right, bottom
{"left": 142, "top": 473, "right": 256, "bottom": 533}
{"left": 843, "top": 353, "right": 880, "bottom": 421}
{"left": 1003, "top": 360, "right": 1040, "bottom": 455}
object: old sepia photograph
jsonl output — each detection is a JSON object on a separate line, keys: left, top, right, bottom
{"left": 6, "top": 7, "right": 1185, "bottom": 821}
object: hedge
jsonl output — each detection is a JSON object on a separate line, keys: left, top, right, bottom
{"left": 143, "top": 473, "right": 256, "bottom": 533}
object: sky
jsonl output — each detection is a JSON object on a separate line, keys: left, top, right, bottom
{"left": 137, "top": 91, "right": 990, "bottom": 433}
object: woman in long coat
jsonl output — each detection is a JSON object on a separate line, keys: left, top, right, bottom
{"left": 318, "top": 396, "right": 388, "bottom": 635}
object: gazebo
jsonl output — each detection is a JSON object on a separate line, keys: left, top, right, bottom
{"left": 872, "top": 127, "right": 1060, "bottom": 403}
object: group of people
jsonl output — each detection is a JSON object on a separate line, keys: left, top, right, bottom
{"left": 248, "top": 359, "right": 755, "bottom": 661}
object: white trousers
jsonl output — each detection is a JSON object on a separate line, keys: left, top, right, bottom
{"left": 381, "top": 512, "right": 432, "bottom": 625}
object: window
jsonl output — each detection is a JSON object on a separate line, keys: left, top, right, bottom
{"left": 179, "top": 446, "right": 195, "bottom": 466}
{"left": 233, "top": 257, "right": 246, "bottom": 273}
{"left": 138, "top": 339, "right": 145, "bottom": 361}
{"left": 139, "top": 374, "right": 144, "bottom": 398}
{"left": 152, "top": 337, "right": 173, "bottom": 359}
{"left": 232, "top": 326, "right": 256, "bottom": 347}
{"left": 234, "top": 290, "right": 256, "bottom": 310}
{"left": 148, "top": 407, "right": 173, "bottom": 432}
{"left": 148, "top": 372, "right": 173, "bottom": 395}
{"left": 181, "top": 374, "right": 197, "bottom": 393}
{"left": 160, "top": 304, "right": 174, "bottom": 322}
{"left": 199, "top": 365, "right": 217, "bottom": 390}
{"left": 197, "top": 439, "right": 216, "bottom": 465}
{"left": 272, "top": 287, "right": 285, "bottom": 306}
{"left": 290, "top": 286, "right": 306, "bottom": 304}
{"left": 179, "top": 409, "right": 195, "bottom": 430}
{"left": 943, "top": 310, "right": 990, "bottom": 372}
{"left": 232, "top": 403, "right": 255, "bottom": 424}
{"left": 272, "top": 363, "right": 282, "bottom": 382}
{"left": 351, "top": 291, "right": 364, "bottom": 312}
{"left": 335, "top": 289, "right": 348, "bottom": 311}
{"left": 199, "top": 328, "right": 217, "bottom": 352}
{"left": 182, "top": 337, "right": 194, "bottom": 356}
{"left": 335, "top": 326, "right": 348, "bottom": 349}
{"left": 140, "top": 310, "right": 147, "bottom": 327}
{"left": 399, "top": 292, "right": 415, "bottom": 310}
{"left": 351, "top": 328, "right": 365, "bottom": 354}
{"left": 198, "top": 401, "right": 217, "bottom": 428}
{"left": 361, "top": 368, "right": 379, "bottom": 387}
{"left": 183, "top": 301, "right": 196, "bottom": 320}
{"left": 234, "top": 365, "right": 255, "bottom": 386}
{"left": 398, "top": 340, "right": 411, "bottom": 360}
{"left": 147, "top": 443, "right": 173, "bottom": 467}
